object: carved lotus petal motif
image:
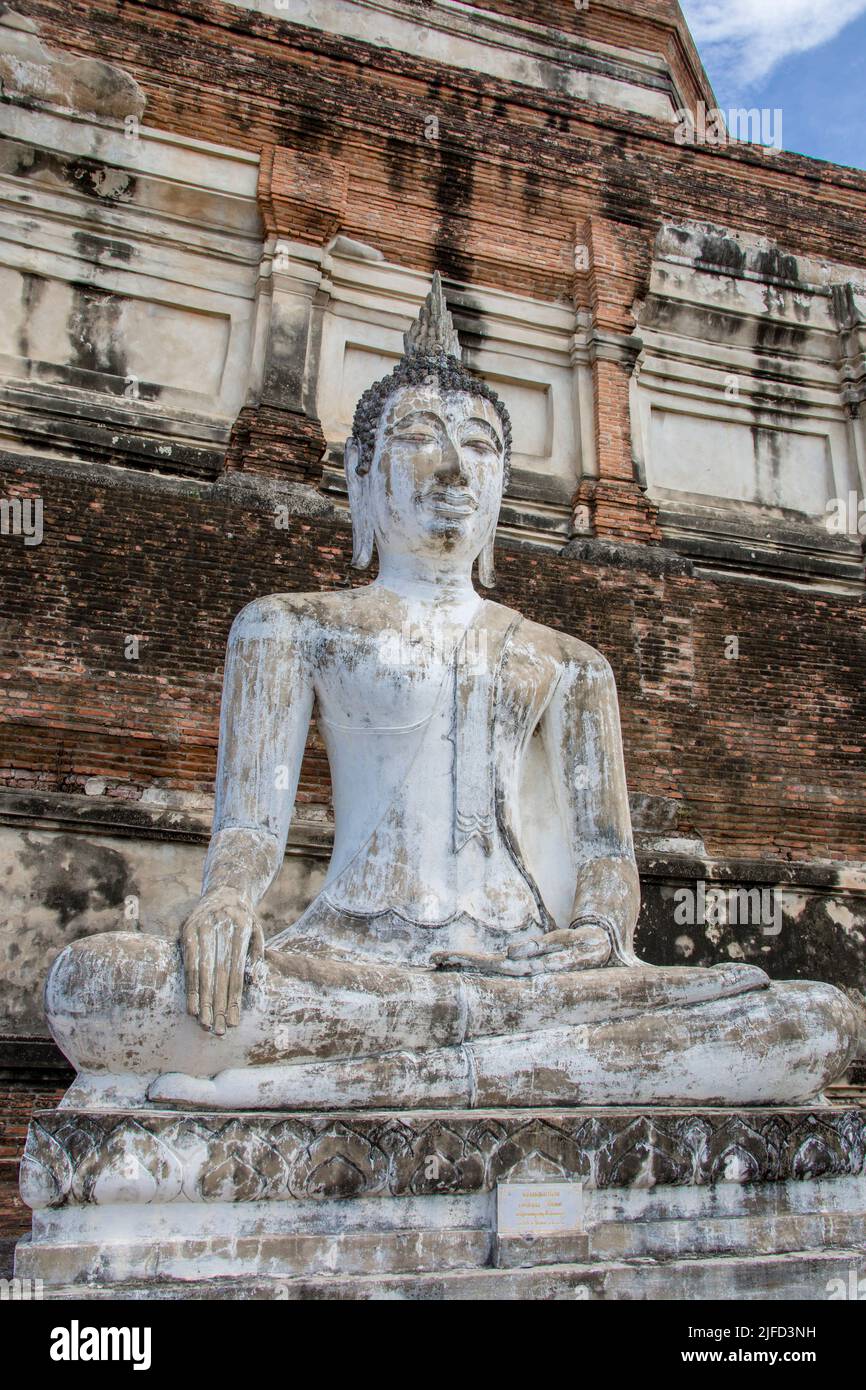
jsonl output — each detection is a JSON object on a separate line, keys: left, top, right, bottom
{"left": 702, "top": 1117, "right": 768, "bottom": 1185}
{"left": 490, "top": 1118, "right": 590, "bottom": 1186}
{"left": 837, "top": 1112, "right": 866, "bottom": 1174}
{"left": 719, "top": 1144, "right": 762, "bottom": 1183}
{"left": 200, "top": 1153, "right": 265, "bottom": 1202}
{"left": 601, "top": 1119, "right": 688, "bottom": 1189}
{"left": 160, "top": 1117, "right": 215, "bottom": 1201}
{"left": 19, "top": 1121, "right": 73, "bottom": 1209}
{"left": 267, "top": 1118, "right": 316, "bottom": 1153}
{"left": 91, "top": 1150, "right": 158, "bottom": 1205}
{"left": 406, "top": 1154, "right": 463, "bottom": 1195}
{"left": 199, "top": 1119, "right": 289, "bottom": 1201}
{"left": 501, "top": 1152, "right": 569, "bottom": 1183}
{"left": 18, "top": 1109, "right": 866, "bottom": 1210}
{"left": 372, "top": 1118, "right": 420, "bottom": 1160}
{"left": 570, "top": 1117, "right": 608, "bottom": 1152}
{"left": 411, "top": 1121, "right": 465, "bottom": 1162}
{"left": 262, "top": 1119, "right": 316, "bottom": 1196}
{"left": 72, "top": 1120, "right": 184, "bottom": 1204}
{"left": 401, "top": 1122, "right": 484, "bottom": 1194}
{"left": 465, "top": 1120, "right": 508, "bottom": 1157}
{"left": 309, "top": 1155, "right": 375, "bottom": 1199}
{"left": 755, "top": 1115, "right": 787, "bottom": 1178}
{"left": 58, "top": 1115, "right": 104, "bottom": 1172}
{"left": 788, "top": 1119, "right": 848, "bottom": 1180}
{"left": 678, "top": 1116, "right": 714, "bottom": 1170}
{"left": 296, "top": 1124, "right": 387, "bottom": 1199}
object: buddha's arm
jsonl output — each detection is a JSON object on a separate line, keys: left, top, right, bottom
{"left": 541, "top": 648, "right": 641, "bottom": 965}
{"left": 202, "top": 596, "right": 315, "bottom": 903}
{"left": 185, "top": 596, "right": 315, "bottom": 1031}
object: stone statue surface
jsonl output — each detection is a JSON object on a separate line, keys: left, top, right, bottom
{"left": 46, "top": 274, "right": 860, "bottom": 1112}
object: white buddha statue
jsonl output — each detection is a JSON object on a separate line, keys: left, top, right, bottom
{"left": 45, "top": 275, "right": 861, "bottom": 1111}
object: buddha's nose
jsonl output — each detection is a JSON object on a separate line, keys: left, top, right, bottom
{"left": 435, "top": 433, "right": 467, "bottom": 483}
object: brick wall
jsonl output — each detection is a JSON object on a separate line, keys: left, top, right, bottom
{"left": 21, "top": 0, "right": 866, "bottom": 283}
{"left": 1, "top": 451, "right": 863, "bottom": 862}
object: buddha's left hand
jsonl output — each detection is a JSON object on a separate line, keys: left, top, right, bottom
{"left": 432, "top": 923, "right": 611, "bottom": 976}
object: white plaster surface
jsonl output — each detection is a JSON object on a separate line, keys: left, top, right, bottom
{"left": 0, "top": 103, "right": 262, "bottom": 453}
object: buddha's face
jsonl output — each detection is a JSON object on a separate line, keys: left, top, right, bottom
{"left": 362, "top": 382, "right": 504, "bottom": 566}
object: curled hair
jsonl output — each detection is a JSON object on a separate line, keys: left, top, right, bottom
{"left": 350, "top": 350, "right": 512, "bottom": 486}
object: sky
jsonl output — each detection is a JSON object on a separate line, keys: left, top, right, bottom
{"left": 680, "top": 0, "right": 866, "bottom": 170}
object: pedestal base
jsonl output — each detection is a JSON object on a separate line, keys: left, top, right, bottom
{"left": 15, "top": 1106, "right": 866, "bottom": 1300}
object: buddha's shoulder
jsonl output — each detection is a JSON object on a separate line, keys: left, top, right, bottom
{"left": 227, "top": 588, "right": 378, "bottom": 640}
{"left": 513, "top": 612, "right": 614, "bottom": 678}
{"left": 228, "top": 591, "right": 328, "bottom": 638}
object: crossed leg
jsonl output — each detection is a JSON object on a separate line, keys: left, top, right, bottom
{"left": 45, "top": 931, "right": 858, "bottom": 1109}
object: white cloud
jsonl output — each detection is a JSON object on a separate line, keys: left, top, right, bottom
{"left": 681, "top": 0, "right": 866, "bottom": 85}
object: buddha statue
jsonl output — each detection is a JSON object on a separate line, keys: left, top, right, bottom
{"left": 46, "top": 274, "right": 860, "bottom": 1112}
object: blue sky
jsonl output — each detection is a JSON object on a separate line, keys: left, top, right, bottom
{"left": 680, "top": 0, "right": 866, "bottom": 171}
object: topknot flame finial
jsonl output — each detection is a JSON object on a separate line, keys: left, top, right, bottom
{"left": 403, "top": 270, "right": 462, "bottom": 359}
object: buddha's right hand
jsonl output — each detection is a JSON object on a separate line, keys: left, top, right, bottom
{"left": 181, "top": 886, "right": 265, "bottom": 1035}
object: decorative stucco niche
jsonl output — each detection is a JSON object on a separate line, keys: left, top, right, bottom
{"left": 265, "top": 235, "right": 592, "bottom": 546}
{"left": 632, "top": 221, "right": 866, "bottom": 586}
{"left": 0, "top": 11, "right": 264, "bottom": 476}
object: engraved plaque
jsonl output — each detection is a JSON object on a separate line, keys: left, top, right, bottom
{"left": 497, "top": 1182, "right": 585, "bottom": 1237}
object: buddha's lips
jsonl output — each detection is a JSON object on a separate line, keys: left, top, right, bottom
{"left": 425, "top": 489, "right": 477, "bottom": 516}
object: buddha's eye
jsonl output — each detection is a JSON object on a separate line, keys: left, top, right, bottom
{"left": 391, "top": 431, "right": 440, "bottom": 445}
{"left": 463, "top": 436, "right": 499, "bottom": 454}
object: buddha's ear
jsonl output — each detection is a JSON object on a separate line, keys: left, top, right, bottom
{"left": 344, "top": 437, "right": 374, "bottom": 571}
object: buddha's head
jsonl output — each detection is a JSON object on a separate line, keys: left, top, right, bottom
{"left": 344, "top": 273, "right": 512, "bottom": 587}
